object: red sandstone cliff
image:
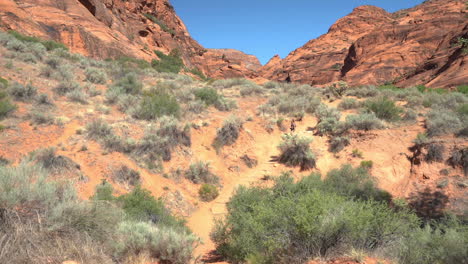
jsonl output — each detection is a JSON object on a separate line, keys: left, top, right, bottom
{"left": 260, "top": 0, "right": 468, "bottom": 88}
{"left": 0, "top": 0, "right": 259, "bottom": 78}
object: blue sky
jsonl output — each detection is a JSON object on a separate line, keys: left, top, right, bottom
{"left": 171, "top": 0, "right": 425, "bottom": 65}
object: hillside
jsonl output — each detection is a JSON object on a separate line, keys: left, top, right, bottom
{"left": 259, "top": 0, "right": 468, "bottom": 88}
{"left": 0, "top": 31, "right": 467, "bottom": 263}
{"left": 0, "top": 0, "right": 260, "bottom": 79}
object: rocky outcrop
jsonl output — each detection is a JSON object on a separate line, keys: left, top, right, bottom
{"left": 0, "top": 0, "right": 258, "bottom": 79}
{"left": 260, "top": 0, "right": 468, "bottom": 88}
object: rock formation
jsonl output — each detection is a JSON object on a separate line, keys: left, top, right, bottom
{"left": 260, "top": 0, "right": 468, "bottom": 88}
{"left": 0, "top": 0, "right": 259, "bottom": 78}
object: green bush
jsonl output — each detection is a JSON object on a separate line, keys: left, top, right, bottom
{"left": 329, "top": 136, "right": 350, "bottom": 153}
{"left": 152, "top": 50, "right": 184, "bottom": 73}
{"left": 278, "top": 134, "right": 316, "bottom": 170}
{"left": 199, "top": 184, "right": 219, "bottom": 202}
{"left": 144, "top": 14, "right": 176, "bottom": 35}
{"left": 67, "top": 89, "right": 88, "bottom": 104}
{"left": 346, "top": 113, "right": 384, "bottom": 131}
{"left": 29, "top": 111, "right": 55, "bottom": 125}
{"left": 239, "top": 83, "right": 264, "bottom": 97}
{"left": 345, "top": 86, "right": 380, "bottom": 98}
{"left": 0, "top": 98, "right": 16, "bottom": 119}
{"left": 364, "top": 97, "right": 403, "bottom": 121}
{"left": 133, "top": 89, "right": 180, "bottom": 120}
{"left": 110, "top": 72, "right": 143, "bottom": 95}
{"left": 194, "top": 87, "right": 220, "bottom": 105}
{"left": 184, "top": 161, "right": 219, "bottom": 184}
{"left": 54, "top": 81, "right": 81, "bottom": 95}
{"left": 8, "top": 30, "right": 68, "bottom": 51}
{"left": 214, "top": 97, "right": 237, "bottom": 111}
{"left": 189, "top": 67, "right": 208, "bottom": 80}
{"left": 213, "top": 116, "right": 243, "bottom": 149}
{"left": 211, "top": 169, "right": 418, "bottom": 263}
{"left": 360, "top": 160, "right": 374, "bottom": 169}
{"left": 86, "top": 119, "right": 113, "bottom": 140}
{"left": 457, "top": 85, "right": 468, "bottom": 95}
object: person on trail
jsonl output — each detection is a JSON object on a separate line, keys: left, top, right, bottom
{"left": 290, "top": 119, "right": 296, "bottom": 133}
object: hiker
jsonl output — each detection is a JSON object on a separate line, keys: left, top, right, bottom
{"left": 290, "top": 119, "right": 296, "bottom": 133}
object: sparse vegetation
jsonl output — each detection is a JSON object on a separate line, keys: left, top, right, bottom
{"left": 152, "top": 50, "right": 184, "bottom": 73}
{"left": 338, "top": 97, "right": 360, "bottom": 110}
{"left": 85, "top": 67, "right": 108, "bottom": 84}
{"left": 8, "top": 82, "right": 37, "bottom": 101}
{"left": 112, "top": 165, "right": 141, "bottom": 186}
{"left": 346, "top": 112, "right": 384, "bottom": 131}
{"left": 364, "top": 96, "right": 403, "bottom": 121}
{"left": 133, "top": 89, "right": 181, "bottom": 120}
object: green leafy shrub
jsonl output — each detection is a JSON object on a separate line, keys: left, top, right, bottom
{"left": 0, "top": 98, "right": 16, "bottom": 119}
{"left": 278, "top": 134, "right": 316, "bottom": 170}
{"left": 86, "top": 119, "right": 113, "bottom": 140}
{"left": 133, "top": 89, "right": 180, "bottom": 120}
{"left": 360, "top": 160, "right": 374, "bottom": 169}
{"left": 346, "top": 113, "right": 384, "bottom": 131}
{"left": 110, "top": 72, "right": 143, "bottom": 95}
{"left": 8, "top": 30, "right": 68, "bottom": 51}
{"left": 364, "top": 97, "right": 403, "bottom": 121}
{"left": 199, "top": 184, "right": 219, "bottom": 202}
{"left": 189, "top": 67, "right": 207, "bottom": 80}
{"left": 214, "top": 97, "right": 237, "bottom": 111}
{"left": 152, "top": 50, "right": 184, "bottom": 73}
{"left": 213, "top": 116, "right": 243, "bottom": 149}
{"left": 194, "top": 87, "right": 220, "bottom": 105}
{"left": 184, "top": 161, "right": 219, "bottom": 184}
{"left": 457, "top": 85, "right": 468, "bottom": 95}
{"left": 211, "top": 169, "right": 417, "bottom": 263}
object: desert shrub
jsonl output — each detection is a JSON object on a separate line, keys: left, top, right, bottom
{"left": 116, "top": 94, "right": 139, "bottom": 112}
{"left": 86, "top": 119, "right": 113, "bottom": 140}
{"left": 338, "top": 98, "right": 360, "bottom": 110}
{"left": 395, "top": 219, "right": 468, "bottom": 264}
{"left": 325, "top": 165, "right": 390, "bottom": 202}
{"left": 8, "top": 82, "right": 37, "bottom": 101}
{"left": 102, "top": 134, "right": 136, "bottom": 154}
{"left": 346, "top": 113, "right": 384, "bottom": 131}
{"left": 402, "top": 109, "right": 418, "bottom": 122}
{"left": 360, "top": 160, "right": 374, "bottom": 169}
{"left": 364, "top": 97, "right": 403, "bottom": 121}
{"left": 352, "top": 149, "right": 364, "bottom": 158}
{"left": 212, "top": 170, "right": 417, "bottom": 263}
{"left": 111, "top": 72, "right": 143, "bottom": 95}
{"left": 239, "top": 83, "right": 264, "bottom": 97}
{"left": 457, "top": 85, "right": 468, "bottom": 95}
{"left": 152, "top": 50, "right": 184, "bottom": 73}
{"left": 6, "top": 39, "right": 27, "bottom": 52}
{"left": 54, "top": 81, "right": 81, "bottom": 95}
{"left": 278, "top": 134, "right": 316, "bottom": 170}
{"left": 213, "top": 116, "right": 243, "bottom": 149}
{"left": 67, "top": 89, "right": 88, "bottom": 104}
{"left": 448, "top": 148, "right": 468, "bottom": 176}
{"left": 329, "top": 136, "right": 350, "bottom": 153}
{"left": 316, "top": 117, "right": 344, "bottom": 136}
{"left": 187, "top": 100, "right": 206, "bottom": 114}
{"left": 143, "top": 14, "right": 176, "bottom": 35}
{"left": 0, "top": 77, "right": 8, "bottom": 89}
{"left": 133, "top": 89, "right": 180, "bottom": 120}
{"left": 112, "top": 165, "right": 141, "bottom": 186}
{"left": 315, "top": 104, "right": 341, "bottom": 122}
{"left": 426, "top": 109, "right": 462, "bottom": 137}
{"left": 263, "top": 81, "right": 281, "bottom": 89}
{"left": 8, "top": 30, "right": 67, "bottom": 51}
{"left": 199, "top": 184, "right": 219, "bottom": 202}
{"left": 425, "top": 143, "right": 445, "bottom": 162}
{"left": 345, "top": 86, "right": 380, "bottom": 98}
{"left": 212, "top": 78, "right": 252, "bottom": 89}
{"left": 85, "top": 67, "right": 108, "bottom": 84}
{"left": 413, "top": 133, "right": 429, "bottom": 146}
{"left": 214, "top": 97, "right": 237, "bottom": 111}
{"left": 240, "top": 154, "right": 258, "bottom": 168}
{"left": 184, "top": 161, "right": 219, "bottom": 184}
{"left": 276, "top": 95, "right": 321, "bottom": 114}
{"left": 157, "top": 116, "right": 191, "bottom": 147}
{"left": 189, "top": 67, "right": 208, "bottom": 80}
{"left": 194, "top": 87, "right": 219, "bottom": 105}
{"left": 29, "top": 111, "right": 55, "bottom": 125}
{"left": 41, "top": 63, "right": 74, "bottom": 81}
{"left": 0, "top": 98, "right": 16, "bottom": 119}
{"left": 36, "top": 93, "right": 54, "bottom": 105}
{"left": 115, "top": 221, "right": 197, "bottom": 264}
{"left": 117, "top": 186, "right": 186, "bottom": 229}
{"left": 31, "top": 147, "right": 78, "bottom": 173}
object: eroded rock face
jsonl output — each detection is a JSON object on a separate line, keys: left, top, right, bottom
{"left": 260, "top": 0, "right": 468, "bottom": 88}
{"left": 0, "top": 0, "right": 258, "bottom": 79}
